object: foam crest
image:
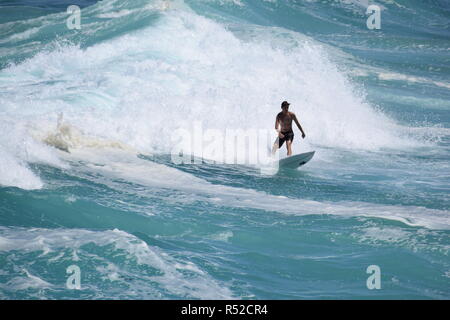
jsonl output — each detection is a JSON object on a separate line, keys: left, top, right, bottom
{"left": 1, "top": 6, "right": 423, "bottom": 155}
{"left": 0, "top": 118, "right": 67, "bottom": 189}
{"left": 4, "top": 270, "right": 53, "bottom": 291}
{"left": 0, "top": 1, "right": 435, "bottom": 189}
{"left": 0, "top": 146, "right": 43, "bottom": 190}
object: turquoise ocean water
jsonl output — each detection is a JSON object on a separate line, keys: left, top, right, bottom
{"left": 0, "top": 0, "right": 449, "bottom": 299}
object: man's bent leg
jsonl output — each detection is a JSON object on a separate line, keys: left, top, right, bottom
{"left": 286, "top": 140, "right": 293, "bottom": 156}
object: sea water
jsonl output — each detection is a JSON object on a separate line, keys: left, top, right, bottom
{"left": 0, "top": 0, "right": 449, "bottom": 299}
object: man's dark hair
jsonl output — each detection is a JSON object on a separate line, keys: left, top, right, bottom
{"left": 281, "top": 101, "right": 290, "bottom": 108}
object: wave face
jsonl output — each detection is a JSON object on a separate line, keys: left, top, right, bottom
{"left": 0, "top": 0, "right": 449, "bottom": 299}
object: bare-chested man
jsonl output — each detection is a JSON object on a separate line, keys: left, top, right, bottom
{"left": 272, "top": 101, "right": 306, "bottom": 156}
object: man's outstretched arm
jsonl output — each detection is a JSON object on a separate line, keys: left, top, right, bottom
{"left": 293, "top": 113, "right": 306, "bottom": 138}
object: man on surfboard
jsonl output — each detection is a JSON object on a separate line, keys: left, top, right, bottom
{"left": 272, "top": 101, "right": 306, "bottom": 156}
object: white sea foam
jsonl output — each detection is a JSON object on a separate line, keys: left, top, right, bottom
{"left": 5, "top": 270, "right": 53, "bottom": 291}
{"left": 0, "top": 118, "right": 67, "bottom": 189}
{"left": 0, "top": 27, "right": 41, "bottom": 44}
{"left": 96, "top": 9, "right": 133, "bottom": 19}
{"left": 378, "top": 72, "right": 450, "bottom": 90}
{"left": 209, "top": 231, "right": 234, "bottom": 242}
{"left": 0, "top": 146, "right": 43, "bottom": 190}
{"left": 351, "top": 225, "right": 450, "bottom": 255}
{"left": 0, "top": 226, "right": 234, "bottom": 299}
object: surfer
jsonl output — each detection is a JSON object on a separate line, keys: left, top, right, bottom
{"left": 272, "top": 101, "right": 306, "bottom": 156}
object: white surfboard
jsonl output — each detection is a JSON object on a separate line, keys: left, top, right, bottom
{"left": 277, "top": 151, "right": 315, "bottom": 169}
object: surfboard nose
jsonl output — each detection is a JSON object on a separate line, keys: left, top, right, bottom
{"left": 277, "top": 151, "right": 315, "bottom": 169}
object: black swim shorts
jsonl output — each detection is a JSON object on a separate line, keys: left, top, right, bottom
{"left": 278, "top": 130, "right": 294, "bottom": 148}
